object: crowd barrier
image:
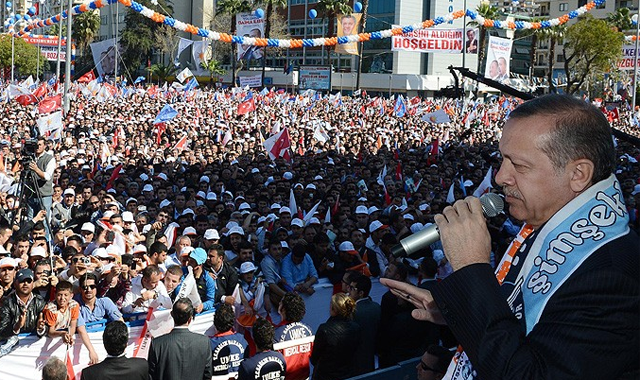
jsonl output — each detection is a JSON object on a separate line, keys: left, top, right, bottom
{"left": 0, "top": 278, "right": 390, "bottom": 378}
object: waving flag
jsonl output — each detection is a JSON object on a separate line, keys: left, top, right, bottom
{"left": 176, "top": 68, "right": 194, "bottom": 83}
{"left": 133, "top": 76, "right": 146, "bottom": 85}
{"left": 421, "top": 109, "right": 450, "bottom": 124}
{"left": 37, "top": 111, "right": 63, "bottom": 136}
{"left": 183, "top": 77, "right": 199, "bottom": 92}
{"left": 472, "top": 167, "right": 493, "bottom": 198}
{"left": 153, "top": 104, "right": 178, "bottom": 125}
{"left": 394, "top": 95, "right": 407, "bottom": 117}
{"left": 33, "top": 82, "right": 48, "bottom": 99}
{"left": 237, "top": 92, "right": 256, "bottom": 115}
{"left": 173, "top": 134, "right": 188, "bottom": 151}
{"left": 15, "top": 94, "right": 37, "bottom": 106}
{"left": 38, "top": 94, "right": 62, "bottom": 114}
{"left": 77, "top": 70, "right": 96, "bottom": 83}
{"left": 47, "top": 76, "right": 57, "bottom": 87}
{"left": 263, "top": 128, "right": 291, "bottom": 162}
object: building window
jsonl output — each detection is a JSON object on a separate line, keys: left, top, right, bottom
{"left": 559, "top": 3, "right": 568, "bottom": 11}
{"left": 557, "top": 54, "right": 564, "bottom": 62}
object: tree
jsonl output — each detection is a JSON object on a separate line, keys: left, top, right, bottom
{"left": 467, "top": 0, "right": 500, "bottom": 75}
{"left": 150, "top": 63, "right": 178, "bottom": 83}
{"left": 200, "top": 58, "right": 226, "bottom": 84}
{"left": 217, "top": 0, "right": 253, "bottom": 86}
{"left": 120, "top": 0, "right": 175, "bottom": 81}
{"left": 317, "top": 0, "right": 352, "bottom": 63}
{"left": 606, "top": 7, "right": 633, "bottom": 32}
{"left": 540, "top": 25, "right": 565, "bottom": 93}
{"left": 260, "top": 0, "right": 287, "bottom": 83}
{"left": 0, "top": 34, "right": 44, "bottom": 77}
{"left": 562, "top": 14, "right": 623, "bottom": 94}
{"left": 72, "top": 10, "right": 101, "bottom": 57}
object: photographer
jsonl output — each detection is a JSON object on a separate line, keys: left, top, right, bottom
{"left": 24, "top": 138, "right": 56, "bottom": 231}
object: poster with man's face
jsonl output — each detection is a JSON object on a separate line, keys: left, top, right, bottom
{"left": 335, "top": 13, "right": 362, "bottom": 56}
{"left": 484, "top": 36, "right": 512, "bottom": 84}
{"left": 90, "top": 38, "right": 120, "bottom": 77}
{"left": 236, "top": 13, "right": 265, "bottom": 61}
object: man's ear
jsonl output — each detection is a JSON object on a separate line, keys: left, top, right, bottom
{"left": 568, "top": 158, "right": 595, "bottom": 193}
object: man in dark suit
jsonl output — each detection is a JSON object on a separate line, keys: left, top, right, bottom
{"left": 148, "top": 298, "right": 212, "bottom": 380}
{"left": 80, "top": 321, "right": 147, "bottom": 380}
{"left": 348, "top": 273, "right": 381, "bottom": 376}
{"left": 382, "top": 94, "right": 639, "bottom": 379}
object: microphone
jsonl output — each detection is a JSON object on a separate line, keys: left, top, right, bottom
{"left": 391, "top": 193, "right": 504, "bottom": 258}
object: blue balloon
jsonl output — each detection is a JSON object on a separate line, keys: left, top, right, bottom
{"left": 24, "top": 14, "right": 30, "bottom": 20}
{"left": 5, "top": 1, "right": 10, "bottom": 8}
{"left": 14, "top": 13, "right": 21, "bottom": 20}
{"left": 309, "top": 9, "right": 317, "bottom": 19}
{"left": 254, "top": 8, "right": 264, "bottom": 18}
{"left": 354, "top": 2, "right": 362, "bottom": 12}
{"left": 28, "top": 6, "right": 35, "bottom": 15}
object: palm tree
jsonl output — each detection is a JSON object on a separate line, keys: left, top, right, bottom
{"left": 606, "top": 7, "right": 632, "bottom": 32}
{"left": 201, "top": 58, "right": 226, "bottom": 85}
{"left": 150, "top": 63, "right": 178, "bottom": 83}
{"left": 468, "top": 1, "right": 500, "bottom": 75}
{"left": 72, "top": 10, "right": 101, "bottom": 57}
{"left": 317, "top": 0, "right": 352, "bottom": 63}
{"left": 260, "top": 0, "right": 287, "bottom": 84}
{"left": 540, "top": 25, "right": 565, "bottom": 93}
{"left": 217, "top": 0, "right": 254, "bottom": 86}
{"left": 515, "top": 17, "right": 544, "bottom": 80}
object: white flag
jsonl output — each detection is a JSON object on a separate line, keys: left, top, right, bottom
{"left": 472, "top": 167, "right": 493, "bottom": 198}
{"left": 422, "top": 109, "right": 451, "bottom": 124}
{"left": 176, "top": 67, "right": 194, "bottom": 83}
{"left": 175, "top": 37, "right": 194, "bottom": 62}
{"left": 313, "top": 125, "right": 329, "bottom": 143}
{"left": 191, "top": 41, "right": 208, "bottom": 71}
{"left": 37, "top": 111, "right": 63, "bottom": 136}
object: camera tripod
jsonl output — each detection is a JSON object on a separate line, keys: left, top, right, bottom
{"left": 11, "top": 165, "right": 55, "bottom": 265}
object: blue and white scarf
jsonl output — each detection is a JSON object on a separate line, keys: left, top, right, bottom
{"left": 444, "top": 174, "right": 630, "bottom": 380}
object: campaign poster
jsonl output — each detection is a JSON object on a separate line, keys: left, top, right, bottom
{"left": 484, "top": 36, "right": 512, "bottom": 83}
{"left": 239, "top": 74, "right": 263, "bottom": 88}
{"left": 299, "top": 66, "right": 331, "bottom": 91}
{"left": 619, "top": 45, "right": 640, "bottom": 71}
{"left": 90, "top": 38, "right": 119, "bottom": 77}
{"left": 392, "top": 28, "right": 477, "bottom": 54}
{"left": 335, "top": 13, "right": 362, "bottom": 55}
{"left": 236, "top": 12, "right": 265, "bottom": 61}
{"left": 22, "top": 37, "right": 70, "bottom": 62}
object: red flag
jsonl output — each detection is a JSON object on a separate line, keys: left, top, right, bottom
{"left": 38, "top": 94, "right": 62, "bottom": 114}
{"left": 77, "top": 70, "right": 95, "bottom": 83}
{"left": 15, "top": 94, "right": 37, "bottom": 106}
{"left": 237, "top": 97, "right": 256, "bottom": 115}
{"left": 173, "top": 135, "right": 188, "bottom": 151}
{"left": 33, "top": 82, "right": 48, "bottom": 98}
{"left": 66, "top": 351, "right": 76, "bottom": 380}
{"left": 395, "top": 161, "right": 402, "bottom": 181}
{"left": 384, "top": 185, "right": 391, "bottom": 206}
{"left": 106, "top": 164, "right": 123, "bottom": 190}
{"left": 155, "top": 123, "right": 166, "bottom": 145}
{"left": 428, "top": 138, "right": 439, "bottom": 165}
{"left": 103, "top": 82, "right": 118, "bottom": 96}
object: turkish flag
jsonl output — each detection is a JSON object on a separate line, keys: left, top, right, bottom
{"left": 77, "top": 70, "right": 95, "bottom": 83}
{"left": 66, "top": 351, "right": 76, "bottom": 380}
{"left": 15, "top": 94, "right": 37, "bottom": 106}
{"left": 33, "top": 82, "right": 48, "bottom": 99}
{"left": 38, "top": 94, "right": 62, "bottom": 114}
{"left": 237, "top": 97, "right": 256, "bottom": 115}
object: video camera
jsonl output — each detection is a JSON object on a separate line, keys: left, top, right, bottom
{"left": 20, "top": 138, "right": 38, "bottom": 166}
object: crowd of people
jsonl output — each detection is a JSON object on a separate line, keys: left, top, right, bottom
{"left": 0, "top": 79, "right": 639, "bottom": 380}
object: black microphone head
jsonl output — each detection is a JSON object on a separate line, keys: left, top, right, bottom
{"left": 480, "top": 192, "right": 504, "bottom": 218}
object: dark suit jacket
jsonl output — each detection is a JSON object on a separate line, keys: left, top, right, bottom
{"left": 148, "top": 327, "right": 213, "bottom": 380}
{"left": 352, "top": 297, "right": 381, "bottom": 375}
{"left": 432, "top": 230, "right": 639, "bottom": 380}
{"left": 80, "top": 356, "right": 148, "bottom": 380}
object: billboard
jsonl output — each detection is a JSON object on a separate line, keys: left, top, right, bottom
{"left": 392, "top": 28, "right": 477, "bottom": 54}
{"left": 22, "top": 37, "right": 73, "bottom": 62}
{"left": 236, "top": 12, "right": 265, "bottom": 61}
{"left": 619, "top": 45, "right": 640, "bottom": 71}
{"left": 335, "top": 13, "right": 362, "bottom": 55}
{"left": 299, "top": 66, "right": 331, "bottom": 91}
{"left": 484, "top": 36, "right": 512, "bottom": 83}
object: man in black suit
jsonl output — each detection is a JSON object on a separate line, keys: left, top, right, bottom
{"left": 382, "top": 94, "right": 639, "bottom": 379}
{"left": 148, "top": 298, "right": 212, "bottom": 380}
{"left": 348, "top": 273, "right": 381, "bottom": 376}
{"left": 80, "top": 321, "right": 147, "bottom": 380}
